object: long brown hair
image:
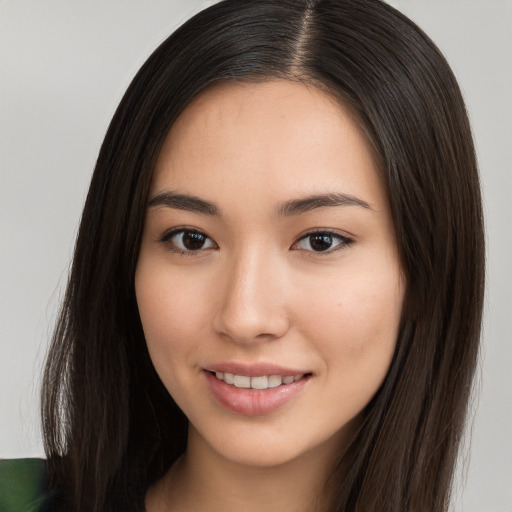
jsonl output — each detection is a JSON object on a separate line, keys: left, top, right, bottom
{"left": 41, "top": 1, "right": 485, "bottom": 510}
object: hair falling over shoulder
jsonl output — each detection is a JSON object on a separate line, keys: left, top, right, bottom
{"left": 41, "top": 1, "right": 485, "bottom": 511}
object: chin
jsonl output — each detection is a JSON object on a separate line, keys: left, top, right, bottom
{"left": 189, "top": 419, "right": 351, "bottom": 470}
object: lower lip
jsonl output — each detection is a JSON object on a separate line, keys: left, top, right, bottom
{"left": 204, "top": 371, "right": 310, "bottom": 416}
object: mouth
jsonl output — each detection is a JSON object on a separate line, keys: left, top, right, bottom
{"left": 208, "top": 370, "right": 310, "bottom": 390}
{"left": 203, "top": 366, "right": 312, "bottom": 416}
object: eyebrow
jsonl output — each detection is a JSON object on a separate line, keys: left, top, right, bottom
{"left": 148, "top": 192, "right": 220, "bottom": 216}
{"left": 148, "top": 191, "right": 372, "bottom": 217}
{"left": 277, "top": 192, "right": 372, "bottom": 216}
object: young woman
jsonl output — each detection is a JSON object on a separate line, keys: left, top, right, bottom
{"left": 0, "top": 0, "right": 485, "bottom": 511}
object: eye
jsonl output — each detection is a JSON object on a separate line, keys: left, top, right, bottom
{"left": 160, "top": 228, "right": 217, "bottom": 254}
{"left": 292, "top": 231, "right": 353, "bottom": 253}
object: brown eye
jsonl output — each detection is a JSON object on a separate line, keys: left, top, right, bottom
{"left": 162, "top": 229, "right": 216, "bottom": 253}
{"left": 309, "top": 234, "right": 334, "bottom": 251}
{"left": 181, "top": 231, "right": 209, "bottom": 250}
{"left": 294, "top": 231, "right": 352, "bottom": 253}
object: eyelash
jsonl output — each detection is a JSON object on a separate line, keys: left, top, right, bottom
{"left": 158, "top": 228, "right": 354, "bottom": 256}
{"left": 292, "top": 230, "right": 354, "bottom": 254}
{"left": 159, "top": 228, "right": 217, "bottom": 256}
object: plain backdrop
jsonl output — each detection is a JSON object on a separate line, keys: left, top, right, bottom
{"left": 1, "top": 1, "right": 511, "bottom": 510}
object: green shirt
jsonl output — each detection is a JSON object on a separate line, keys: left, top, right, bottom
{"left": 0, "top": 459, "right": 48, "bottom": 512}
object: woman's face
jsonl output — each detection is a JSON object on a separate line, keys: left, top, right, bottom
{"left": 136, "top": 80, "right": 404, "bottom": 468}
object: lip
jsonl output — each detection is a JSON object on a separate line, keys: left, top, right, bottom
{"left": 203, "top": 364, "right": 311, "bottom": 416}
{"left": 204, "top": 362, "right": 308, "bottom": 378}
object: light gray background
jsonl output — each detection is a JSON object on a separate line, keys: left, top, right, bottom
{"left": 1, "top": 1, "right": 510, "bottom": 510}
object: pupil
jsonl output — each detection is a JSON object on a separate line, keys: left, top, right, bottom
{"left": 183, "top": 232, "right": 206, "bottom": 250}
{"left": 310, "top": 234, "right": 332, "bottom": 251}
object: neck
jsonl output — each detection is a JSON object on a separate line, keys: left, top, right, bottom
{"left": 147, "top": 425, "right": 350, "bottom": 512}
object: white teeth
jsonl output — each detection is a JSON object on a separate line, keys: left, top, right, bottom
{"left": 250, "top": 376, "right": 268, "bottom": 389}
{"left": 233, "top": 375, "right": 251, "bottom": 388}
{"left": 268, "top": 375, "right": 283, "bottom": 388}
{"left": 213, "top": 371, "right": 305, "bottom": 389}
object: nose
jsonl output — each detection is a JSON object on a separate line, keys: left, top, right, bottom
{"left": 213, "top": 248, "right": 291, "bottom": 344}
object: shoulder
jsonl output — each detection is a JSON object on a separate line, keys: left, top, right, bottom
{"left": 0, "top": 458, "right": 55, "bottom": 512}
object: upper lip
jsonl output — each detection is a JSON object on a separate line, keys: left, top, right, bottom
{"left": 204, "top": 362, "right": 310, "bottom": 377}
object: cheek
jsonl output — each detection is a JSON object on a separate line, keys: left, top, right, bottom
{"left": 136, "top": 256, "right": 214, "bottom": 337}
{"left": 135, "top": 265, "right": 212, "bottom": 388}
{"left": 296, "top": 260, "right": 404, "bottom": 397}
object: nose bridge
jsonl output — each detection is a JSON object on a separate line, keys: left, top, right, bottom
{"left": 214, "top": 243, "right": 289, "bottom": 343}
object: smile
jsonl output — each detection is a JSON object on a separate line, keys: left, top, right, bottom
{"left": 213, "top": 371, "right": 305, "bottom": 390}
{"left": 204, "top": 368, "right": 311, "bottom": 416}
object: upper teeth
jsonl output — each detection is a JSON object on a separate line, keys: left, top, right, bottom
{"left": 214, "top": 372, "right": 304, "bottom": 389}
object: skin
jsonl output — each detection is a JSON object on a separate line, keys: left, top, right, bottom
{"left": 136, "top": 80, "right": 405, "bottom": 512}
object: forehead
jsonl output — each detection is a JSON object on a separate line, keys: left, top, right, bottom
{"left": 151, "top": 80, "right": 385, "bottom": 211}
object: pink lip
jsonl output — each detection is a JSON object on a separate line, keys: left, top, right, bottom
{"left": 203, "top": 367, "right": 311, "bottom": 416}
{"left": 205, "top": 362, "right": 307, "bottom": 377}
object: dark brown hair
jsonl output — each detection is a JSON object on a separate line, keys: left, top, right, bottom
{"left": 41, "top": 1, "right": 485, "bottom": 511}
